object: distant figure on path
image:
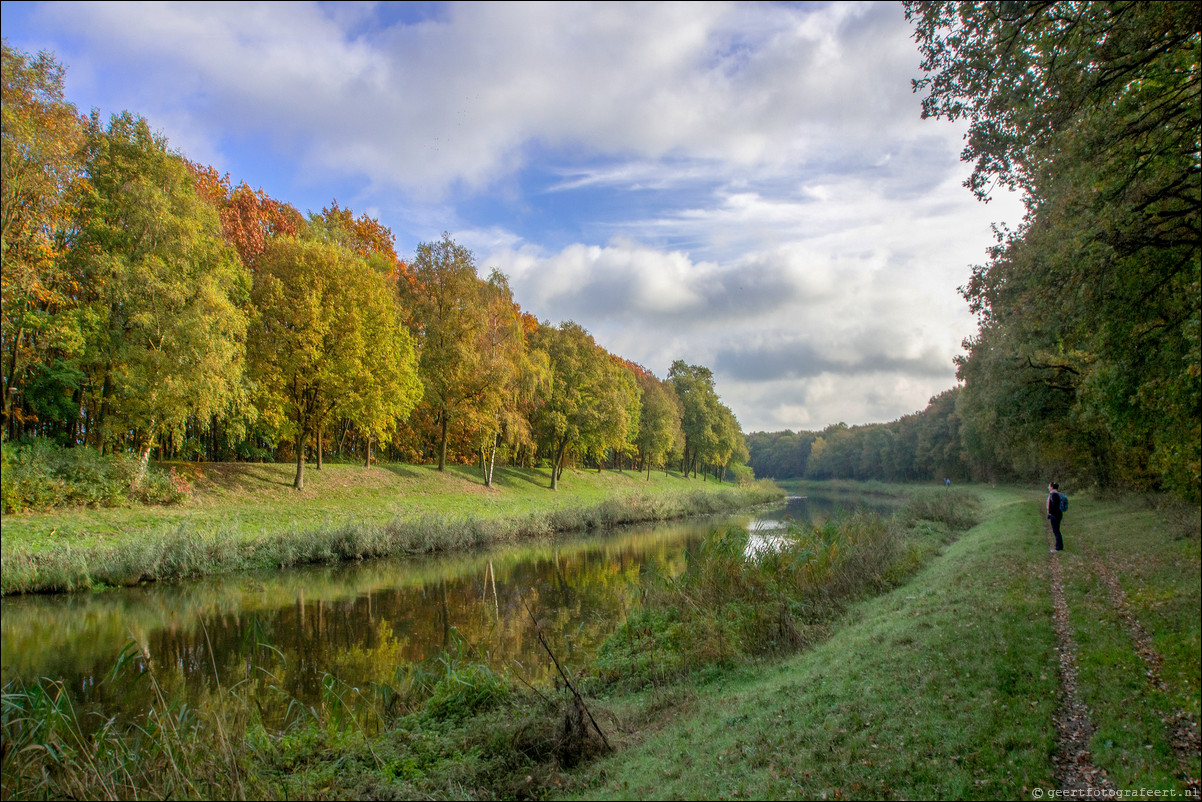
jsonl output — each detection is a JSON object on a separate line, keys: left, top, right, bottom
{"left": 1047, "top": 482, "right": 1065, "bottom": 552}
{"left": 944, "top": 477, "right": 951, "bottom": 488}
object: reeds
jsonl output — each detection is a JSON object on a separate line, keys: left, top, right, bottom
{"left": 1, "top": 482, "right": 782, "bottom": 595}
{"left": 0, "top": 643, "right": 262, "bottom": 801}
{"left": 592, "top": 493, "right": 980, "bottom": 690}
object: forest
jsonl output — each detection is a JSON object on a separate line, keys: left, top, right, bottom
{"left": 751, "top": 2, "right": 1200, "bottom": 501}
{"left": 0, "top": 40, "right": 747, "bottom": 495}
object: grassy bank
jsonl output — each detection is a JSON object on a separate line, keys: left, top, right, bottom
{"left": 0, "top": 462, "right": 781, "bottom": 595}
{"left": 562, "top": 485, "right": 1199, "bottom": 799}
{"left": 3, "top": 484, "right": 1196, "bottom": 800}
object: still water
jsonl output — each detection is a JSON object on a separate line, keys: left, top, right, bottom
{"left": 0, "top": 493, "right": 884, "bottom": 723}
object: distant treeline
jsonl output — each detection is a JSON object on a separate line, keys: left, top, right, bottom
{"left": 747, "top": 389, "right": 966, "bottom": 483}
{"left": 1, "top": 42, "right": 747, "bottom": 491}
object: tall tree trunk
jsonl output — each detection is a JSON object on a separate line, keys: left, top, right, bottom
{"left": 294, "top": 426, "right": 306, "bottom": 490}
{"left": 316, "top": 421, "right": 323, "bottom": 469}
{"left": 486, "top": 432, "right": 498, "bottom": 487}
{"left": 135, "top": 424, "right": 156, "bottom": 491}
{"left": 551, "top": 438, "right": 569, "bottom": 490}
{"left": 438, "top": 413, "right": 448, "bottom": 471}
{"left": 96, "top": 370, "right": 113, "bottom": 453}
{"left": 2, "top": 322, "right": 25, "bottom": 442}
{"left": 338, "top": 420, "right": 349, "bottom": 460}
{"left": 364, "top": 434, "right": 372, "bottom": 468}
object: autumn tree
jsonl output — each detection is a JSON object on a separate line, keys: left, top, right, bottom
{"left": 1, "top": 41, "right": 86, "bottom": 440}
{"left": 401, "top": 235, "right": 511, "bottom": 472}
{"left": 250, "top": 237, "right": 419, "bottom": 489}
{"left": 582, "top": 356, "right": 641, "bottom": 472}
{"left": 529, "top": 321, "right": 634, "bottom": 490}
{"left": 186, "top": 162, "right": 303, "bottom": 272}
{"left": 69, "top": 111, "right": 249, "bottom": 482}
{"left": 474, "top": 270, "right": 532, "bottom": 486}
{"left": 311, "top": 201, "right": 406, "bottom": 282}
{"left": 668, "top": 360, "right": 719, "bottom": 478}
{"left": 634, "top": 371, "right": 684, "bottom": 480}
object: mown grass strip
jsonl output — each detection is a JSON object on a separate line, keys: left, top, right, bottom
{"left": 1056, "top": 494, "right": 1201, "bottom": 790}
{"left": 565, "top": 488, "right": 1062, "bottom": 800}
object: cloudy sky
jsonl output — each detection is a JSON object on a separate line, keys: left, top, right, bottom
{"left": 2, "top": 0, "right": 1025, "bottom": 433}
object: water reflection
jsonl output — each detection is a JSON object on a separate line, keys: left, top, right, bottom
{"left": 1, "top": 492, "right": 896, "bottom": 725}
{"left": 3, "top": 517, "right": 716, "bottom": 725}
{"left": 744, "top": 494, "right": 895, "bottom": 558}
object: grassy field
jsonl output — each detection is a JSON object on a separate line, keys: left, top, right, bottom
{"left": 560, "top": 485, "right": 1200, "bottom": 800}
{"left": 0, "top": 461, "right": 781, "bottom": 594}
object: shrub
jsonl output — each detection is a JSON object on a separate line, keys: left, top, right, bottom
{"left": 424, "top": 663, "right": 511, "bottom": 724}
{"left": 0, "top": 440, "right": 187, "bottom": 513}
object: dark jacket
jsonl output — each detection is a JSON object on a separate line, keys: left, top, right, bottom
{"left": 1047, "top": 491, "right": 1063, "bottom": 519}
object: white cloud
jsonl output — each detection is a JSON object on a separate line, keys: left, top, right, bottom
{"left": 31, "top": 1, "right": 939, "bottom": 194}
{"left": 477, "top": 150, "right": 1022, "bottom": 431}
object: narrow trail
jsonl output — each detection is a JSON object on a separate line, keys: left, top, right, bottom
{"left": 1085, "top": 550, "right": 1201, "bottom": 791}
{"left": 1046, "top": 538, "right": 1115, "bottom": 793}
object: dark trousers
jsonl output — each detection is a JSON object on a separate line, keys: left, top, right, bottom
{"left": 1049, "top": 515, "right": 1063, "bottom": 551}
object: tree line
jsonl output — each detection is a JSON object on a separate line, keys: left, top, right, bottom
{"left": 752, "top": 3, "right": 1199, "bottom": 502}
{"left": 0, "top": 41, "right": 747, "bottom": 491}
{"left": 747, "top": 389, "right": 966, "bottom": 483}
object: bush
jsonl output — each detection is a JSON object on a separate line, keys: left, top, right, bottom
{"left": 0, "top": 440, "right": 188, "bottom": 513}
{"left": 424, "top": 663, "right": 511, "bottom": 724}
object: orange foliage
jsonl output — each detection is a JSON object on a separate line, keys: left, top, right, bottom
{"left": 185, "top": 160, "right": 303, "bottom": 271}
{"left": 612, "top": 354, "right": 654, "bottom": 380}
{"left": 320, "top": 201, "right": 409, "bottom": 282}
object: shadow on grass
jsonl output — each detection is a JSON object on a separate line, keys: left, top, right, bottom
{"left": 488, "top": 466, "right": 553, "bottom": 490}
{"left": 377, "top": 463, "right": 427, "bottom": 481}
{"left": 165, "top": 461, "right": 299, "bottom": 493}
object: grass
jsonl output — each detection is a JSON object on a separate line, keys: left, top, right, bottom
{"left": 0, "top": 462, "right": 781, "bottom": 594}
{"left": 3, "top": 482, "right": 1196, "bottom": 799}
{"left": 1057, "top": 492, "right": 1201, "bottom": 788}
{"left": 560, "top": 485, "right": 1199, "bottom": 800}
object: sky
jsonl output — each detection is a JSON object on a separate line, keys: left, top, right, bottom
{"left": 1, "top": 0, "right": 1026, "bottom": 433}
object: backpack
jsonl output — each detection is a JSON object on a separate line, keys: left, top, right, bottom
{"left": 1059, "top": 494, "right": 1068, "bottom": 513}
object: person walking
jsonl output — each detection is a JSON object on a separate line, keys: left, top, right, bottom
{"left": 1047, "top": 482, "right": 1065, "bottom": 552}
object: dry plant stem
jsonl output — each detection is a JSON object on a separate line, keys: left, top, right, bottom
{"left": 1046, "top": 520, "right": 1115, "bottom": 793}
{"left": 522, "top": 596, "right": 611, "bottom": 751}
{"left": 200, "top": 617, "right": 245, "bottom": 797}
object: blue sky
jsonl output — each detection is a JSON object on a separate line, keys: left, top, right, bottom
{"left": 1, "top": 0, "right": 1025, "bottom": 432}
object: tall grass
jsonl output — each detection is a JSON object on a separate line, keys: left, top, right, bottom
{"left": 1, "top": 629, "right": 588, "bottom": 801}
{"left": 1, "top": 482, "right": 780, "bottom": 595}
{"left": 899, "top": 487, "right": 983, "bottom": 531}
{"left": 0, "top": 645, "right": 263, "bottom": 801}
{"left": 592, "top": 490, "right": 979, "bottom": 690}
